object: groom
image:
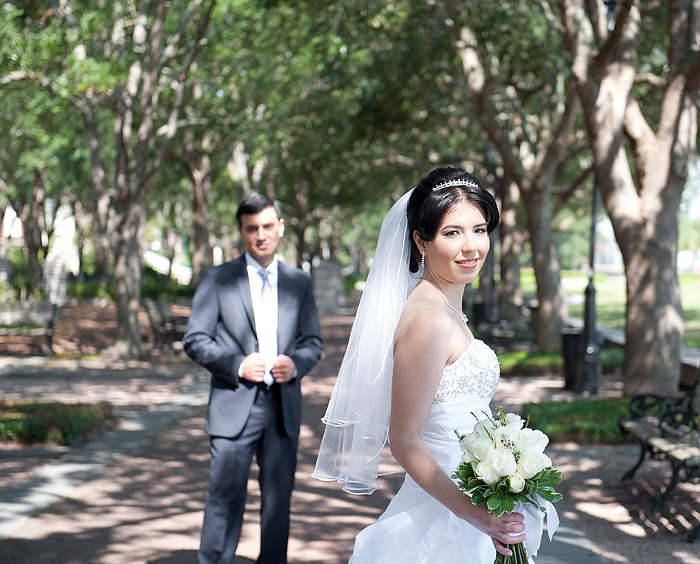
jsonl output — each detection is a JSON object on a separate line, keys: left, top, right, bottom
{"left": 183, "top": 193, "right": 323, "bottom": 564}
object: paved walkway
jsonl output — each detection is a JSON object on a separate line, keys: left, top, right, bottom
{"left": 0, "top": 314, "right": 697, "bottom": 563}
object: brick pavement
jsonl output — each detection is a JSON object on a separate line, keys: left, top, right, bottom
{"left": 0, "top": 313, "right": 698, "bottom": 563}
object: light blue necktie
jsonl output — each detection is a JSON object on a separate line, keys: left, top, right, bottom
{"left": 258, "top": 269, "right": 275, "bottom": 386}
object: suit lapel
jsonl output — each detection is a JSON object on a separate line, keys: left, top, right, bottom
{"left": 276, "top": 262, "right": 296, "bottom": 349}
{"left": 223, "top": 257, "right": 256, "bottom": 334}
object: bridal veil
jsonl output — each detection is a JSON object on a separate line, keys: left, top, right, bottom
{"left": 312, "top": 189, "right": 419, "bottom": 494}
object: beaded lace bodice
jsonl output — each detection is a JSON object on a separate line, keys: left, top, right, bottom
{"left": 433, "top": 339, "right": 500, "bottom": 404}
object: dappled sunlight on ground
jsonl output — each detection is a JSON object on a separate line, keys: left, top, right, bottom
{"left": 0, "top": 411, "right": 209, "bottom": 563}
{"left": 1, "top": 308, "right": 698, "bottom": 563}
{"left": 546, "top": 443, "right": 700, "bottom": 564}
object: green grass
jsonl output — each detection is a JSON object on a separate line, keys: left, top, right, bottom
{"left": 498, "top": 347, "right": 624, "bottom": 376}
{"left": 0, "top": 400, "right": 113, "bottom": 446}
{"left": 520, "top": 269, "right": 700, "bottom": 348}
{"left": 521, "top": 397, "right": 631, "bottom": 444}
{"left": 499, "top": 270, "right": 698, "bottom": 445}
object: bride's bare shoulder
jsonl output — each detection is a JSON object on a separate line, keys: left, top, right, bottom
{"left": 394, "top": 290, "right": 452, "bottom": 347}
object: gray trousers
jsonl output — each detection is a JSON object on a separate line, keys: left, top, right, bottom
{"left": 198, "top": 385, "right": 298, "bottom": 564}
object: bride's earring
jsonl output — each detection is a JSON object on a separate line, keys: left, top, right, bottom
{"left": 420, "top": 251, "right": 425, "bottom": 272}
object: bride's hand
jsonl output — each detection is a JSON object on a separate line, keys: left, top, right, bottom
{"left": 461, "top": 502, "right": 526, "bottom": 557}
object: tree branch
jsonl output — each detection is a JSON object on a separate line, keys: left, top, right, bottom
{"left": 147, "top": 0, "right": 217, "bottom": 179}
{"left": 553, "top": 164, "right": 593, "bottom": 216}
{"left": 0, "top": 70, "right": 55, "bottom": 90}
{"left": 634, "top": 72, "right": 666, "bottom": 88}
{"left": 456, "top": 24, "right": 528, "bottom": 190}
{"left": 596, "top": 0, "right": 635, "bottom": 67}
{"left": 157, "top": 0, "right": 206, "bottom": 77}
{"left": 535, "top": 82, "right": 579, "bottom": 183}
{"left": 0, "top": 172, "right": 11, "bottom": 199}
{"left": 154, "top": 115, "right": 240, "bottom": 135}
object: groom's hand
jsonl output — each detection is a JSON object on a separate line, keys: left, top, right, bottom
{"left": 240, "top": 353, "right": 267, "bottom": 383}
{"left": 271, "top": 354, "right": 296, "bottom": 383}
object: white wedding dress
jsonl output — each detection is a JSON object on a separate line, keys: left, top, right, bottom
{"left": 348, "top": 339, "right": 551, "bottom": 564}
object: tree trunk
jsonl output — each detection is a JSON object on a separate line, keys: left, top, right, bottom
{"left": 71, "top": 200, "right": 91, "bottom": 275}
{"left": 77, "top": 97, "right": 113, "bottom": 277}
{"left": 558, "top": 0, "right": 698, "bottom": 395}
{"left": 20, "top": 207, "right": 43, "bottom": 295}
{"left": 18, "top": 168, "right": 48, "bottom": 295}
{"left": 455, "top": 22, "right": 574, "bottom": 351}
{"left": 476, "top": 242, "right": 497, "bottom": 323}
{"left": 113, "top": 193, "right": 145, "bottom": 358}
{"left": 189, "top": 155, "right": 213, "bottom": 288}
{"left": 171, "top": 129, "right": 216, "bottom": 288}
{"left": 292, "top": 221, "right": 308, "bottom": 270}
{"left": 624, "top": 234, "right": 683, "bottom": 395}
{"left": 498, "top": 179, "right": 524, "bottom": 323}
{"left": 523, "top": 189, "right": 567, "bottom": 350}
{"left": 109, "top": 0, "right": 215, "bottom": 357}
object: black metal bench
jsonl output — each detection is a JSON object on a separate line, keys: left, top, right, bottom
{"left": 0, "top": 301, "right": 60, "bottom": 354}
{"left": 142, "top": 297, "right": 188, "bottom": 347}
{"left": 618, "top": 368, "right": 700, "bottom": 542}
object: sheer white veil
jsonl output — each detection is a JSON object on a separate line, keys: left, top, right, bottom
{"left": 312, "top": 189, "right": 419, "bottom": 495}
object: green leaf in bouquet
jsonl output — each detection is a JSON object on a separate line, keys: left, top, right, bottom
{"left": 471, "top": 489, "right": 488, "bottom": 506}
{"left": 527, "top": 496, "right": 546, "bottom": 513}
{"left": 466, "top": 477, "right": 483, "bottom": 490}
{"left": 496, "top": 479, "right": 511, "bottom": 493}
{"left": 523, "top": 480, "right": 538, "bottom": 496}
{"left": 487, "top": 490, "right": 505, "bottom": 514}
{"left": 537, "top": 487, "right": 563, "bottom": 504}
{"left": 538, "top": 469, "right": 563, "bottom": 487}
{"left": 500, "top": 494, "right": 517, "bottom": 516}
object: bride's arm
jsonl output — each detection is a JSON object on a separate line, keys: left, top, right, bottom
{"left": 389, "top": 308, "right": 525, "bottom": 557}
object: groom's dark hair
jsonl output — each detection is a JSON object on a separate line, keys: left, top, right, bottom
{"left": 236, "top": 193, "right": 283, "bottom": 225}
{"left": 406, "top": 167, "right": 499, "bottom": 273}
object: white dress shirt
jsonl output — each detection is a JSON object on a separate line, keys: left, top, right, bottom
{"left": 245, "top": 253, "right": 278, "bottom": 385}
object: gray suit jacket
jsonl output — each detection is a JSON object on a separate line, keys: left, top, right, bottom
{"left": 183, "top": 256, "right": 323, "bottom": 438}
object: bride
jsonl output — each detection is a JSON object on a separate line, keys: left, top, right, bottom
{"left": 313, "top": 167, "right": 557, "bottom": 563}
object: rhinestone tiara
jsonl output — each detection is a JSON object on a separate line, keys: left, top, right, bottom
{"left": 432, "top": 179, "right": 479, "bottom": 191}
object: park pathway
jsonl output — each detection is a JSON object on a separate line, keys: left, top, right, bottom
{"left": 0, "top": 312, "right": 698, "bottom": 563}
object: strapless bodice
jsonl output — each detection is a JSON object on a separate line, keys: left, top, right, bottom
{"left": 422, "top": 339, "right": 501, "bottom": 472}
{"left": 433, "top": 339, "right": 500, "bottom": 404}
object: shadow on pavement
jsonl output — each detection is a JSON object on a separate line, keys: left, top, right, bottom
{"left": 0, "top": 312, "right": 698, "bottom": 564}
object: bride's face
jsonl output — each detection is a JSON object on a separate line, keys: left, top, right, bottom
{"left": 423, "top": 200, "right": 490, "bottom": 286}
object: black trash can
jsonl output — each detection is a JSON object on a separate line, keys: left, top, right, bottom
{"left": 471, "top": 302, "right": 492, "bottom": 329}
{"left": 560, "top": 327, "right": 583, "bottom": 390}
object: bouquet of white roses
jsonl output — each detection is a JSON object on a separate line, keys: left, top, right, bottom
{"left": 452, "top": 406, "right": 562, "bottom": 564}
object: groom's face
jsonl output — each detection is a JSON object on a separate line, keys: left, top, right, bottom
{"left": 238, "top": 206, "right": 285, "bottom": 268}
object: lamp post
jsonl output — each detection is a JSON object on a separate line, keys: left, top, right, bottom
{"left": 580, "top": 183, "right": 601, "bottom": 394}
{"left": 574, "top": 0, "right": 618, "bottom": 395}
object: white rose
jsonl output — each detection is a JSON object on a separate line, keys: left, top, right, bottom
{"left": 476, "top": 461, "right": 500, "bottom": 486}
{"left": 490, "top": 447, "right": 517, "bottom": 478}
{"left": 460, "top": 431, "right": 478, "bottom": 453}
{"left": 517, "top": 452, "right": 546, "bottom": 479}
{"left": 459, "top": 433, "right": 474, "bottom": 454}
{"left": 460, "top": 428, "right": 496, "bottom": 462}
{"left": 470, "top": 436, "right": 495, "bottom": 462}
{"left": 504, "top": 413, "right": 525, "bottom": 430}
{"left": 509, "top": 472, "right": 525, "bottom": 493}
{"left": 471, "top": 419, "right": 494, "bottom": 441}
{"left": 518, "top": 428, "right": 549, "bottom": 454}
{"left": 496, "top": 425, "right": 520, "bottom": 451}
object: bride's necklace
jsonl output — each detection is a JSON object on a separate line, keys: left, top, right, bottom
{"left": 419, "top": 279, "right": 468, "bottom": 326}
